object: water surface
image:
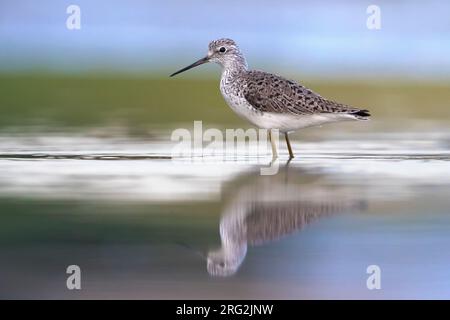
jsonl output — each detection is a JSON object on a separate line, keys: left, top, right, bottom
{"left": 0, "top": 130, "right": 449, "bottom": 299}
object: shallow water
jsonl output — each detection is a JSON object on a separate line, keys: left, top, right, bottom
{"left": 0, "top": 130, "right": 450, "bottom": 299}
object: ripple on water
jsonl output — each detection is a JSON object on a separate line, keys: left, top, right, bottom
{"left": 0, "top": 132, "right": 449, "bottom": 201}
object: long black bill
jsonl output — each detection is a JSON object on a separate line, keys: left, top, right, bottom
{"left": 175, "top": 241, "right": 208, "bottom": 260}
{"left": 170, "top": 56, "right": 209, "bottom": 77}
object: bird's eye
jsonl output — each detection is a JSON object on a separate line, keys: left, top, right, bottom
{"left": 219, "top": 47, "right": 226, "bottom": 53}
{"left": 219, "top": 262, "right": 225, "bottom": 267}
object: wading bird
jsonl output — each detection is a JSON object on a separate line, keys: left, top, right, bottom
{"left": 170, "top": 38, "right": 370, "bottom": 159}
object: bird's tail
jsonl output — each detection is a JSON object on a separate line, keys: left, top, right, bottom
{"left": 349, "top": 109, "right": 371, "bottom": 120}
{"left": 324, "top": 99, "right": 371, "bottom": 120}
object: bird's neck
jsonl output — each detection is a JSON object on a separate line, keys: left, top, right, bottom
{"left": 216, "top": 243, "right": 248, "bottom": 266}
{"left": 221, "top": 56, "right": 248, "bottom": 78}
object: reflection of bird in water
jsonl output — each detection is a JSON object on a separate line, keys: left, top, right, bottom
{"left": 207, "top": 168, "right": 366, "bottom": 277}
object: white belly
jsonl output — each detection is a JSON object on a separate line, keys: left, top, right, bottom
{"left": 250, "top": 112, "right": 357, "bottom": 132}
{"left": 220, "top": 87, "right": 356, "bottom": 132}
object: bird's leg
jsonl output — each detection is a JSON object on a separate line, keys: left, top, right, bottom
{"left": 268, "top": 129, "right": 278, "bottom": 160}
{"left": 284, "top": 132, "right": 295, "bottom": 159}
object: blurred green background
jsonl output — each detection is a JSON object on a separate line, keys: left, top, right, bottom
{"left": 1, "top": 0, "right": 450, "bottom": 133}
{"left": 1, "top": 74, "right": 449, "bottom": 133}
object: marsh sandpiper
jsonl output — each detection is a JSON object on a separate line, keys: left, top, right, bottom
{"left": 170, "top": 38, "right": 370, "bottom": 159}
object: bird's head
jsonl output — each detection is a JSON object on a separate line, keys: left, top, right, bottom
{"left": 206, "top": 246, "right": 247, "bottom": 277}
{"left": 170, "top": 38, "right": 247, "bottom": 77}
{"left": 207, "top": 38, "right": 245, "bottom": 67}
